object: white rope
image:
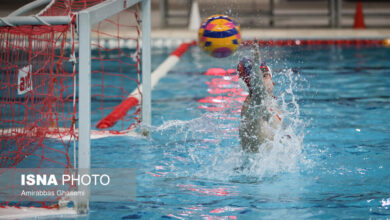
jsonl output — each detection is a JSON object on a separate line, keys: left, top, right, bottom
{"left": 69, "top": 53, "right": 77, "bottom": 64}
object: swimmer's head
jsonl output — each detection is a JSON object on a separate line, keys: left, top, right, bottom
{"left": 238, "top": 57, "right": 275, "bottom": 95}
{"left": 237, "top": 56, "right": 253, "bottom": 88}
{"left": 260, "top": 62, "right": 274, "bottom": 95}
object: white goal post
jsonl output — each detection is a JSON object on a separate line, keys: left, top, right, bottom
{"left": 76, "top": 0, "right": 151, "bottom": 214}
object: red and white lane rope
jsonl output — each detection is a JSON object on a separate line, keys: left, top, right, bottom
{"left": 241, "top": 39, "right": 387, "bottom": 46}
{"left": 96, "top": 41, "right": 197, "bottom": 129}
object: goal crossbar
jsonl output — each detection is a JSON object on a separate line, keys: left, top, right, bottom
{"left": 0, "top": 16, "right": 71, "bottom": 26}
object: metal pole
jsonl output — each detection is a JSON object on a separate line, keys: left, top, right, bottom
{"left": 76, "top": 11, "right": 91, "bottom": 214}
{"left": 142, "top": 0, "right": 151, "bottom": 134}
{"left": 269, "top": 0, "right": 274, "bottom": 27}
{"left": 336, "top": 0, "right": 342, "bottom": 28}
{"left": 0, "top": 16, "right": 71, "bottom": 27}
{"left": 329, "top": 0, "right": 335, "bottom": 27}
{"left": 160, "top": 0, "right": 167, "bottom": 27}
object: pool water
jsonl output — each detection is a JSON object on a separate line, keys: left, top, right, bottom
{"left": 86, "top": 45, "right": 390, "bottom": 219}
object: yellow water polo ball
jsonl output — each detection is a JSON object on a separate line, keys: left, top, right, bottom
{"left": 198, "top": 14, "right": 241, "bottom": 58}
{"left": 383, "top": 38, "right": 390, "bottom": 47}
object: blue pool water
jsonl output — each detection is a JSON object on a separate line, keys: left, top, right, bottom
{"left": 85, "top": 45, "right": 390, "bottom": 219}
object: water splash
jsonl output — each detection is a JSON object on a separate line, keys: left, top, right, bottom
{"left": 149, "top": 68, "right": 308, "bottom": 182}
{"left": 204, "top": 68, "right": 307, "bottom": 181}
{"left": 235, "top": 69, "right": 307, "bottom": 179}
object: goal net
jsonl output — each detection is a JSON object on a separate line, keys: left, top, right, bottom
{"left": 0, "top": 0, "right": 142, "bottom": 214}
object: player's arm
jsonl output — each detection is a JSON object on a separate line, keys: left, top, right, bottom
{"left": 252, "top": 40, "right": 261, "bottom": 66}
{"left": 249, "top": 42, "right": 267, "bottom": 102}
